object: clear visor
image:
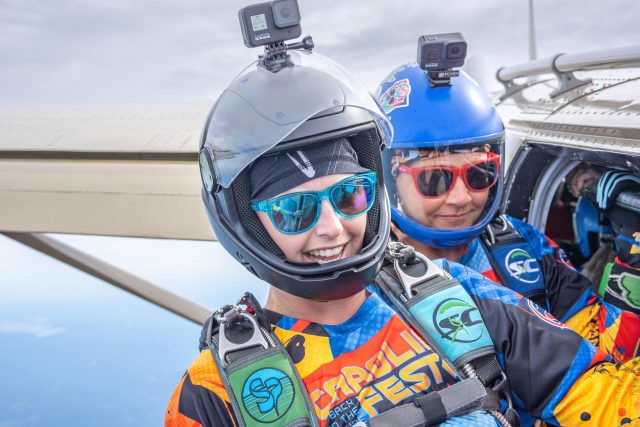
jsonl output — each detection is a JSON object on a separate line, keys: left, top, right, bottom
{"left": 387, "top": 142, "right": 503, "bottom": 232}
{"left": 202, "top": 50, "right": 392, "bottom": 188}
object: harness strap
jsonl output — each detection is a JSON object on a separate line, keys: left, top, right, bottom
{"left": 367, "top": 378, "right": 501, "bottom": 427}
{"left": 379, "top": 244, "right": 496, "bottom": 369}
{"left": 376, "top": 242, "right": 517, "bottom": 427}
{"left": 480, "top": 215, "right": 546, "bottom": 303}
{"left": 205, "top": 293, "right": 320, "bottom": 427}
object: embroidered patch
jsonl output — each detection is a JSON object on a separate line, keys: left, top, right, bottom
{"left": 526, "top": 299, "right": 567, "bottom": 329}
{"left": 378, "top": 78, "right": 411, "bottom": 114}
{"left": 433, "top": 298, "right": 485, "bottom": 343}
{"left": 504, "top": 248, "right": 541, "bottom": 284}
{"left": 241, "top": 368, "right": 295, "bottom": 423}
{"left": 616, "top": 272, "right": 640, "bottom": 308}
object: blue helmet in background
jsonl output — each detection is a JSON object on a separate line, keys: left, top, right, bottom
{"left": 573, "top": 196, "right": 613, "bottom": 259}
{"left": 376, "top": 63, "right": 505, "bottom": 248}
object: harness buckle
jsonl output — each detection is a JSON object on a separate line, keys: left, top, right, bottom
{"left": 216, "top": 305, "right": 271, "bottom": 366}
{"left": 484, "top": 214, "right": 511, "bottom": 246}
{"left": 487, "top": 370, "right": 513, "bottom": 413}
{"left": 392, "top": 249, "right": 443, "bottom": 299}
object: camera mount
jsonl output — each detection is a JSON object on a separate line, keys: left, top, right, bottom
{"left": 427, "top": 69, "right": 460, "bottom": 88}
{"left": 260, "top": 35, "right": 314, "bottom": 72}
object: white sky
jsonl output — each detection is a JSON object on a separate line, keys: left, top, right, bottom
{"left": 1, "top": 0, "right": 638, "bottom": 104}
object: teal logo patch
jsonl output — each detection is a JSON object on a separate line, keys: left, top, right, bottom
{"left": 505, "top": 248, "right": 540, "bottom": 284}
{"left": 242, "top": 368, "right": 295, "bottom": 423}
{"left": 433, "top": 298, "right": 484, "bottom": 343}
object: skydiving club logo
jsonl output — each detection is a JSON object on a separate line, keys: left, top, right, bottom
{"left": 505, "top": 248, "right": 541, "bottom": 284}
{"left": 241, "top": 368, "right": 295, "bottom": 423}
{"left": 433, "top": 298, "right": 484, "bottom": 343}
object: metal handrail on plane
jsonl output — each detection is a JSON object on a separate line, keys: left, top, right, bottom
{"left": 496, "top": 46, "right": 640, "bottom": 98}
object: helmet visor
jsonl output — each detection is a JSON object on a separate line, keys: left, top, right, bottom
{"left": 202, "top": 51, "right": 392, "bottom": 188}
{"left": 386, "top": 141, "right": 503, "bottom": 236}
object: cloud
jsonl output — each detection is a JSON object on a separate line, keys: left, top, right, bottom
{"left": 1, "top": 0, "right": 639, "bottom": 104}
{"left": 0, "top": 319, "right": 65, "bottom": 338}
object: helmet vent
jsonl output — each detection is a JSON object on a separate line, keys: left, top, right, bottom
{"left": 231, "top": 169, "right": 285, "bottom": 258}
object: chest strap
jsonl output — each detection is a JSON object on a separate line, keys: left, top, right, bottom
{"left": 480, "top": 215, "right": 545, "bottom": 303}
{"left": 203, "top": 293, "right": 319, "bottom": 427}
{"left": 367, "top": 377, "right": 500, "bottom": 427}
{"left": 374, "top": 242, "right": 518, "bottom": 427}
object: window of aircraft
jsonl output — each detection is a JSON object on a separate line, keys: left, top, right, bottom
{"left": 0, "top": 235, "right": 266, "bottom": 427}
{"left": 503, "top": 141, "right": 640, "bottom": 285}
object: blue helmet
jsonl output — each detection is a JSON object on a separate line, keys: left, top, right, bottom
{"left": 376, "top": 63, "right": 505, "bottom": 248}
{"left": 573, "top": 195, "right": 612, "bottom": 259}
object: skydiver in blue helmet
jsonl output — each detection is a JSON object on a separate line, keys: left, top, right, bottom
{"left": 166, "top": 15, "right": 640, "bottom": 425}
{"left": 376, "top": 33, "right": 640, "bottom": 367}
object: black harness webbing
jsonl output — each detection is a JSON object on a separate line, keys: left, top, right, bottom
{"left": 368, "top": 377, "right": 501, "bottom": 427}
{"left": 480, "top": 215, "right": 546, "bottom": 303}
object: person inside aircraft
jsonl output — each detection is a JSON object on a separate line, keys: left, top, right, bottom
{"left": 544, "top": 165, "right": 640, "bottom": 335}
{"left": 559, "top": 163, "right": 613, "bottom": 283}
{"left": 166, "top": 26, "right": 640, "bottom": 427}
{"left": 553, "top": 168, "right": 640, "bottom": 361}
{"left": 376, "top": 61, "right": 640, "bottom": 366}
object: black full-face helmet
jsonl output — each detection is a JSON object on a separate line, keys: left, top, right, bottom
{"left": 198, "top": 50, "right": 392, "bottom": 301}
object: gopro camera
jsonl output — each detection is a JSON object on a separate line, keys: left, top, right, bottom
{"left": 417, "top": 33, "right": 467, "bottom": 71}
{"left": 239, "top": 0, "right": 302, "bottom": 48}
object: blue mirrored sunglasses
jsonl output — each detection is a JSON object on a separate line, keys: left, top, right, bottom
{"left": 251, "top": 172, "right": 377, "bottom": 235}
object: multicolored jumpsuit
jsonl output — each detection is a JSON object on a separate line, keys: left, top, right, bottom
{"left": 166, "top": 259, "right": 640, "bottom": 427}
{"left": 460, "top": 215, "right": 640, "bottom": 363}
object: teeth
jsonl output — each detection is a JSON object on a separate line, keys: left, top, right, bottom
{"left": 308, "top": 245, "right": 344, "bottom": 258}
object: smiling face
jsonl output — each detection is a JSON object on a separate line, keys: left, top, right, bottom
{"left": 395, "top": 152, "right": 490, "bottom": 230}
{"left": 256, "top": 174, "right": 367, "bottom": 264}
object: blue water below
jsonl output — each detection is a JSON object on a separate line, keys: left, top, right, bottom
{"left": 0, "top": 235, "right": 267, "bottom": 427}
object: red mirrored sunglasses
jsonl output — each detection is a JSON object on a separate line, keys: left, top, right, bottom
{"left": 398, "top": 152, "right": 500, "bottom": 198}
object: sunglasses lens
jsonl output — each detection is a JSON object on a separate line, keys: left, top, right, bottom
{"left": 332, "top": 175, "right": 375, "bottom": 216}
{"left": 417, "top": 169, "right": 454, "bottom": 197}
{"left": 466, "top": 161, "right": 498, "bottom": 191}
{"left": 271, "top": 194, "right": 318, "bottom": 233}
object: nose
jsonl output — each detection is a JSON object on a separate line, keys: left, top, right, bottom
{"left": 313, "top": 199, "right": 343, "bottom": 238}
{"left": 444, "top": 176, "right": 472, "bottom": 206}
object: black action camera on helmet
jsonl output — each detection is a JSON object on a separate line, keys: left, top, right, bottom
{"left": 239, "top": 0, "right": 302, "bottom": 48}
{"left": 417, "top": 33, "right": 467, "bottom": 70}
{"left": 417, "top": 33, "right": 467, "bottom": 87}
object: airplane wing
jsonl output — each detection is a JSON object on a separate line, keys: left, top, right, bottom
{"left": 0, "top": 103, "right": 219, "bottom": 324}
{"left": 0, "top": 103, "right": 214, "bottom": 240}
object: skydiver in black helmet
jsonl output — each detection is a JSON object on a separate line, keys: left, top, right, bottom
{"left": 167, "top": 6, "right": 640, "bottom": 427}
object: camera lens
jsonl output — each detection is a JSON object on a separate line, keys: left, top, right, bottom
{"left": 446, "top": 42, "right": 466, "bottom": 59}
{"left": 272, "top": 0, "right": 300, "bottom": 28}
